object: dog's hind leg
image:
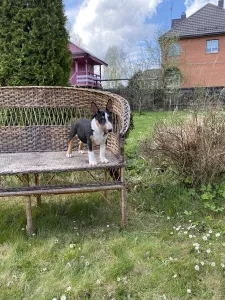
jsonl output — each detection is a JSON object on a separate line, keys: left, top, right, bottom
{"left": 78, "top": 140, "right": 84, "bottom": 154}
{"left": 66, "top": 135, "right": 78, "bottom": 158}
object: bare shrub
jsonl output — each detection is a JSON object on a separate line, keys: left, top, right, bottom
{"left": 140, "top": 108, "right": 225, "bottom": 186}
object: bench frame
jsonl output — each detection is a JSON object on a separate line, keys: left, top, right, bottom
{"left": 0, "top": 86, "right": 130, "bottom": 234}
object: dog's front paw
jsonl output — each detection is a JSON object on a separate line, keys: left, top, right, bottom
{"left": 66, "top": 153, "right": 72, "bottom": 158}
{"left": 78, "top": 150, "right": 84, "bottom": 154}
{"left": 89, "top": 161, "right": 97, "bottom": 166}
{"left": 100, "top": 157, "right": 109, "bottom": 164}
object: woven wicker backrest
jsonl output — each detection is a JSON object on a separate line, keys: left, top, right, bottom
{"left": 0, "top": 86, "right": 130, "bottom": 154}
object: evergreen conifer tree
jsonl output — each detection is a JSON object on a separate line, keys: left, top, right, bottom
{"left": 0, "top": 0, "right": 71, "bottom": 86}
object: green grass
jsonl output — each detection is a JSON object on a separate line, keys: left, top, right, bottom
{"left": 0, "top": 111, "right": 225, "bottom": 300}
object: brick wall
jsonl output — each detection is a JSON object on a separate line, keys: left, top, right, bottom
{"left": 179, "top": 35, "right": 225, "bottom": 88}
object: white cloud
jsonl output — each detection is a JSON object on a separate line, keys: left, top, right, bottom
{"left": 67, "top": 0, "right": 163, "bottom": 59}
{"left": 185, "top": 0, "right": 218, "bottom": 17}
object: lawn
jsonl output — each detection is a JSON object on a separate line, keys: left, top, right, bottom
{"left": 0, "top": 111, "right": 225, "bottom": 300}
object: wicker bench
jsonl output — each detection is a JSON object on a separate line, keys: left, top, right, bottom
{"left": 0, "top": 86, "right": 130, "bottom": 234}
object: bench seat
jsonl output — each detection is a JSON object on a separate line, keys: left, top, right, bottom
{"left": 0, "top": 150, "right": 124, "bottom": 175}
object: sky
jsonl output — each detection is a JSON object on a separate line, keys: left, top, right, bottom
{"left": 63, "top": 0, "right": 220, "bottom": 60}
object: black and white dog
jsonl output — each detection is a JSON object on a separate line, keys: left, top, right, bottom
{"left": 66, "top": 99, "right": 113, "bottom": 166}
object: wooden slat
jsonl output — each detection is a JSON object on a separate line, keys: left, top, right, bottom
{"left": 0, "top": 182, "right": 124, "bottom": 197}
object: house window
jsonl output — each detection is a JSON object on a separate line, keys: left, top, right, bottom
{"left": 206, "top": 40, "right": 219, "bottom": 53}
{"left": 167, "top": 43, "right": 181, "bottom": 57}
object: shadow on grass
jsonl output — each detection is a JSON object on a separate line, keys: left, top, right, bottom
{"left": 0, "top": 191, "right": 121, "bottom": 243}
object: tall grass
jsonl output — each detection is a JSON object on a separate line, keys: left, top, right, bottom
{"left": 140, "top": 108, "right": 225, "bottom": 186}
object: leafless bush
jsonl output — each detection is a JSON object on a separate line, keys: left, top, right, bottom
{"left": 140, "top": 108, "right": 225, "bottom": 186}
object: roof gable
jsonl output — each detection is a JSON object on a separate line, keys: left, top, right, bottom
{"left": 69, "top": 41, "right": 108, "bottom": 66}
{"left": 163, "top": 4, "right": 225, "bottom": 39}
{"left": 69, "top": 42, "right": 84, "bottom": 54}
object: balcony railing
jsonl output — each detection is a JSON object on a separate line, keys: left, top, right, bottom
{"left": 70, "top": 71, "right": 102, "bottom": 88}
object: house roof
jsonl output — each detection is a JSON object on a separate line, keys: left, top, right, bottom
{"left": 163, "top": 3, "right": 225, "bottom": 39}
{"left": 69, "top": 42, "right": 108, "bottom": 66}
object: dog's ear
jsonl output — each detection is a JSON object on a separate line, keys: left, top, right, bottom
{"left": 91, "top": 102, "right": 99, "bottom": 116}
{"left": 106, "top": 99, "right": 113, "bottom": 113}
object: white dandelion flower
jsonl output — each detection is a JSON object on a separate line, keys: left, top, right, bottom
{"left": 194, "top": 265, "right": 200, "bottom": 271}
{"left": 189, "top": 235, "right": 193, "bottom": 238}
{"left": 66, "top": 286, "right": 72, "bottom": 292}
{"left": 221, "top": 263, "right": 225, "bottom": 268}
{"left": 60, "top": 295, "right": 67, "bottom": 300}
{"left": 206, "top": 249, "right": 211, "bottom": 254}
{"left": 7, "top": 281, "right": 12, "bottom": 287}
{"left": 187, "top": 289, "right": 192, "bottom": 294}
{"left": 117, "top": 277, "right": 121, "bottom": 282}
{"left": 215, "top": 232, "right": 221, "bottom": 237}
{"left": 184, "top": 231, "right": 188, "bottom": 235}
{"left": 202, "top": 236, "right": 208, "bottom": 241}
{"left": 200, "top": 261, "right": 205, "bottom": 266}
{"left": 211, "top": 262, "right": 216, "bottom": 267}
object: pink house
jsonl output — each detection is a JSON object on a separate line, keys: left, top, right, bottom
{"left": 69, "top": 42, "right": 108, "bottom": 89}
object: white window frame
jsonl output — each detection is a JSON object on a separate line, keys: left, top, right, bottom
{"left": 206, "top": 39, "right": 219, "bottom": 54}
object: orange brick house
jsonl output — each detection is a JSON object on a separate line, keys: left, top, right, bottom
{"left": 163, "top": 0, "right": 225, "bottom": 88}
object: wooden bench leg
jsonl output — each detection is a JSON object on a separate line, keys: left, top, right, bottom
{"left": 25, "top": 195, "right": 33, "bottom": 234}
{"left": 24, "top": 174, "right": 33, "bottom": 234}
{"left": 34, "top": 174, "right": 41, "bottom": 206}
{"left": 120, "top": 167, "right": 126, "bottom": 228}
